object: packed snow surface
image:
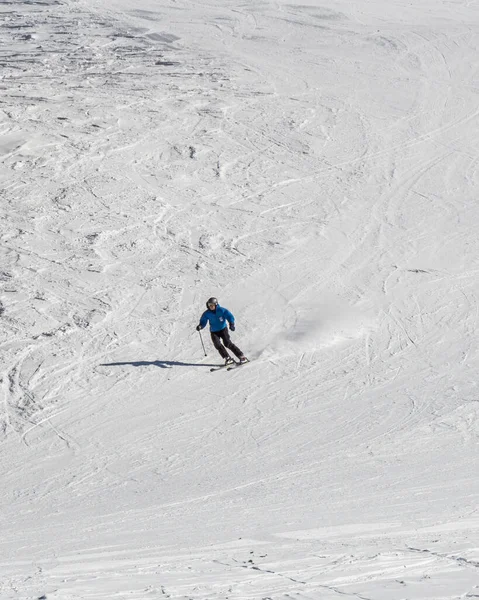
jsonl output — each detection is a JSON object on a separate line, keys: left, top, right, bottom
{"left": 1, "top": 0, "right": 479, "bottom": 598}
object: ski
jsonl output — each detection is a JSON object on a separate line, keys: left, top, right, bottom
{"left": 210, "top": 361, "right": 237, "bottom": 372}
{"left": 227, "top": 359, "right": 250, "bottom": 371}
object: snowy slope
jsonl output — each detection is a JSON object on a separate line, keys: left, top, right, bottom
{"left": 1, "top": 0, "right": 479, "bottom": 598}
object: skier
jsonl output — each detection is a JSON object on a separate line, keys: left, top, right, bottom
{"left": 196, "top": 297, "right": 248, "bottom": 366}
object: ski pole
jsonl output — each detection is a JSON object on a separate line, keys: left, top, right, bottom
{"left": 198, "top": 329, "right": 207, "bottom": 356}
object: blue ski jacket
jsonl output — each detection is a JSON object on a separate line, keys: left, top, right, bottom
{"left": 199, "top": 304, "right": 235, "bottom": 332}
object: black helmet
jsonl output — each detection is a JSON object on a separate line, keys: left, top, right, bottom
{"left": 206, "top": 297, "right": 218, "bottom": 309}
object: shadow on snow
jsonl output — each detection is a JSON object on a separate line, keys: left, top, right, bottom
{"left": 100, "top": 360, "right": 218, "bottom": 369}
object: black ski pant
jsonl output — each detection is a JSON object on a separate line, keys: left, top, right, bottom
{"left": 211, "top": 328, "right": 243, "bottom": 360}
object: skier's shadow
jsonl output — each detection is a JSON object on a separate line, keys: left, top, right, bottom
{"left": 100, "top": 360, "right": 218, "bottom": 369}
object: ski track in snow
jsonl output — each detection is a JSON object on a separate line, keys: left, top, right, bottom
{"left": 1, "top": 0, "right": 479, "bottom": 598}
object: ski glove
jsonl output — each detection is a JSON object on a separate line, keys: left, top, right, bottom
{"left": 229, "top": 324, "right": 235, "bottom": 331}
{"left": 196, "top": 324, "right": 202, "bottom": 331}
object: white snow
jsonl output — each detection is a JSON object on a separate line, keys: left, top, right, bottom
{"left": 1, "top": 0, "right": 478, "bottom": 598}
